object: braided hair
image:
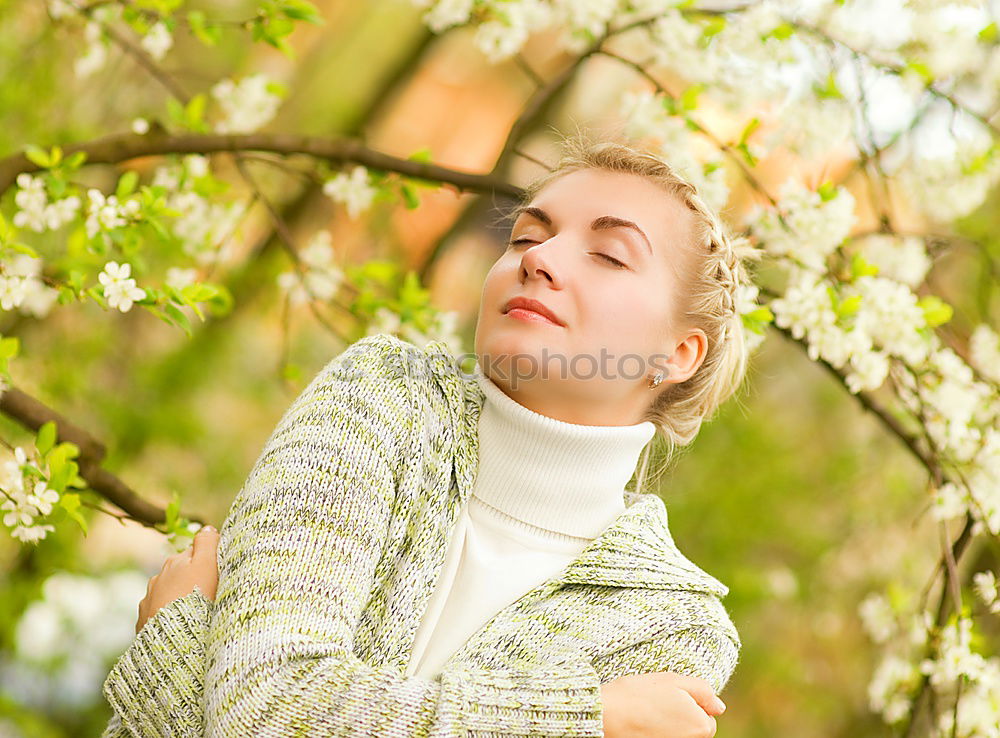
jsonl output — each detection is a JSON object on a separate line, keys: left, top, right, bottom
{"left": 514, "top": 130, "right": 757, "bottom": 491}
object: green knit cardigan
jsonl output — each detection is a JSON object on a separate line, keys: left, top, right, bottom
{"left": 101, "top": 332, "right": 741, "bottom": 737}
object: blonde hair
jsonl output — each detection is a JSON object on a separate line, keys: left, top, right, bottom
{"left": 512, "top": 130, "right": 757, "bottom": 493}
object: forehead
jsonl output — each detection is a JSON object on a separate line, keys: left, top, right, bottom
{"left": 518, "top": 168, "right": 696, "bottom": 247}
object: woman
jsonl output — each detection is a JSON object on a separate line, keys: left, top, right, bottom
{"left": 102, "top": 133, "right": 752, "bottom": 737}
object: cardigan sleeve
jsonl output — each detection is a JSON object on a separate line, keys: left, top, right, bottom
{"left": 592, "top": 621, "right": 742, "bottom": 695}
{"left": 203, "top": 333, "right": 606, "bottom": 737}
{"left": 100, "top": 585, "right": 213, "bottom": 738}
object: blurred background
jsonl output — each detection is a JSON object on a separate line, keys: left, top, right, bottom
{"left": 0, "top": 0, "right": 998, "bottom": 736}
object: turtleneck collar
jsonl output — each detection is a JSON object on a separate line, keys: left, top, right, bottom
{"left": 470, "top": 363, "right": 657, "bottom": 540}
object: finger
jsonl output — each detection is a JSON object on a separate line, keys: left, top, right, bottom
{"left": 190, "top": 525, "right": 219, "bottom": 561}
{"left": 668, "top": 674, "right": 726, "bottom": 716}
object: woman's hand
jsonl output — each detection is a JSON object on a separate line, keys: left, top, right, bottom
{"left": 601, "top": 671, "right": 726, "bottom": 738}
{"left": 136, "top": 525, "right": 220, "bottom": 634}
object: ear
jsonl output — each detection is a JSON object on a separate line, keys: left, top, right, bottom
{"left": 661, "top": 327, "right": 708, "bottom": 385}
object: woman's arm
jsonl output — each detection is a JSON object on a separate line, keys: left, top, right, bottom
{"left": 594, "top": 622, "right": 741, "bottom": 695}
{"left": 204, "top": 333, "right": 607, "bottom": 737}
{"left": 101, "top": 586, "right": 213, "bottom": 738}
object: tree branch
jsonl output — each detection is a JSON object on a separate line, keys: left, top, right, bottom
{"left": 0, "top": 385, "right": 205, "bottom": 527}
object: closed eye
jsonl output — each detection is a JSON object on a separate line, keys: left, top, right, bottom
{"left": 507, "top": 238, "right": 629, "bottom": 269}
{"left": 592, "top": 253, "right": 627, "bottom": 268}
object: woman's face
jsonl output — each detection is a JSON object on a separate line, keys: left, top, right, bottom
{"left": 475, "top": 167, "right": 708, "bottom": 426}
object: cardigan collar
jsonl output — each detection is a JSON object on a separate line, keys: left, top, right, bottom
{"left": 422, "top": 340, "right": 729, "bottom": 599}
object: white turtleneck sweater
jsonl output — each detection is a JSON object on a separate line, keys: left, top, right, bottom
{"left": 404, "top": 364, "right": 657, "bottom": 679}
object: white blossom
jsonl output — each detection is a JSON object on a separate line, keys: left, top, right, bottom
{"left": 74, "top": 22, "right": 108, "bottom": 79}
{"left": 918, "top": 347, "right": 992, "bottom": 464}
{"left": 85, "top": 189, "right": 136, "bottom": 238}
{"left": 26, "top": 481, "right": 59, "bottom": 517}
{"left": 366, "top": 306, "right": 402, "bottom": 336}
{"left": 750, "top": 179, "right": 856, "bottom": 271}
{"left": 1, "top": 448, "right": 56, "bottom": 544}
{"left": 847, "top": 276, "right": 931, "bottom": 366}
{"left": 98, "top": 261, "right": 146, "bottom": 313}
{"left": 930, "top": 481, "right": 968, "bottom": 522}
{"left": 323, "top": 166, "right": 378, "bottom": 219}
{"left": 4, "top": 569, "right": 150, "bottom": 708}
{"left": 856, "top": 235, "right": 931, "bottom": 288}
{"left": 5, "top": 255, "right": 62, "bottom": 319}
{"left": 166, "top": 267, "right": 199, "bottom": 290}
{"left": 919, "top": 616, "right": 987, "bottom": 688}
{"left": 131, "top": 117, "right": 150, "bottom": 135}
{"left": 139, "top": 21, "right": 173, "bottom": 61}
{"left": 764, "top": 94, "right": 855, "bottom": 160}
{"left": 277, "top": 230, "right": 344, "bottom": 305}
{"left": 422, "top": 0, "right": 475, "bottom": 32}
{"left": 906, "top": 3, "right": 991, "bottom": 80}
{"left": 972, "top": 570, "right": 1000, "bottom": 614}
{"left": 47, "top": 0, "right": 78, "bottom": 20}
{"left": 867, "top": 653, "right": 917, "bottom": 724}
{"left": 859, "top": 592, "right": 896, "bottom": 643}
{"left": 969, "top": 323, "right": 1000, "bottom": 384}
{"left": 845, "top": 348, "right": 890, "bottom": 393}
{"left": 211, "top": 74, "right": 283, "bottom": 134}
{"left": 899, "top": 133, "right": 1000, "bottom": 223}
{"left": 968, "top": 428, "right": 1000, "bottom": 536}
{"left": 471, "top": 0, "right": 552, "bottom": 61}
{"left": 0, "top": 274, "right": 29, "bottom": 311}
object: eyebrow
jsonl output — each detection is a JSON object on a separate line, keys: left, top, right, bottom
{"left": 511, "top": 205, "right": 653, "bottom": 256}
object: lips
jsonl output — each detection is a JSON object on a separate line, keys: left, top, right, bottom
{"left": 503, "top": 296, "right": 565, "bottom": 326}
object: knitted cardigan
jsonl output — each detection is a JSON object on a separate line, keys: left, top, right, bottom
{"left": 101, "top": 332, "right": 741, "bottom": 737}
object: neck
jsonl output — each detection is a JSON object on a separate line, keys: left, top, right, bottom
{"left": 471, "top": 364, "right": 657, "bottom": 539}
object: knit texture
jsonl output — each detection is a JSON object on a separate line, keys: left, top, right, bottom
{"left": 101, "top": 332, "right": 741, "bottom": 737}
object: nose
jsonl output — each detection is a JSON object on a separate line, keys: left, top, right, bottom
{"left": 519, "top": 239, "right": 562, "bottom": 287}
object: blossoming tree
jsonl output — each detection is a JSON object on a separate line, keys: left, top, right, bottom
{"left": 0, "top": 0, "right": 998, "bottom": 735}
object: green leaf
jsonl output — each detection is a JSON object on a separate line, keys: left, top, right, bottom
{"left": 59, "top": 493, "right": 88, "bottom": 535}
{"left": 701, "top": 16, "right": 726, "bottom": 39}
{"left": 407, "top": 147, "right": 433, "bottom": 163}
{"left": 835, "top": 294, "right": 862, "bottom": 318}
{"left": 739, "top": 117, "right": 760, "bottom": 145}
{"left": 46, "top": 447, "right": 78, "bottom": 494}
{"left": 905, "top": 60, "right": 934, "bottom": 84}
{"left": 164, "top": 490, "right": 181, "bottom": 530}
{"left": 86, "top": 285, "right": 108, "bottom": 308}
{"left": 680, "top": 84, "right": 703, "bottom": 111}
{"left": 116, "top": 170, "right": 139, "bottom": 199}
{"left": 66, "top": 150, "right": 88, "bottom": 169}
{"left": 978, "top": 21, "right": 997, "bottom": 42}
{"left": 280, "top": 0, "right": 324, "bottom": 24}
{"left": 36, "top": 421, "right": 57, "bottom": 457}
{"left": 744, "top": 306, "right": 774, "bottom": 323}
{"left": 186, "top": 93, "right": 207, "bottom": 125}
{"left": 817, "top": 181, "right": 838, "bottom": 202}
{"left": 814, "top": 72, "right": 842, "bottom": 100}
{"left": 164, "top": 301, "right": 193, "bottom": 337}
{"left": 24, "top": 144, "right": 51, "bottom": 168}
{"left": 282, "top": 362, "right": 302, "bottom": 382}
{"left": 0, "top": 336, "right": 21, "bottom": 361}
{"left": 400, "top": 182, "right": 420, "bottom": 210}
{"left": 850, "top": 251, "right": 879, "bottom": 279}
{"left": 187, "top": 10, "right": 221, "bottom": 45}
{"left": 737, "top": 142, "right": 758, "bottom": 167}
{"left": 918, "top": 295, "right": 953, "bottom": 327}
{"left": 767, "top": 22, "right": 795, "bottom": 41}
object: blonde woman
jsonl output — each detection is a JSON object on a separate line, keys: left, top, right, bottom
{"left": 102, "top": 133, "right": 753, "bottom": 738}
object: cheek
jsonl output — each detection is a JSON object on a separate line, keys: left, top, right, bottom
{"left": 585, "top": 286, "right": 665, "bottom": 339}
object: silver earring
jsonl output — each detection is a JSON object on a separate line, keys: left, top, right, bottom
{"left": 648, "top": 371, "right": 664, "bottom": 389}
